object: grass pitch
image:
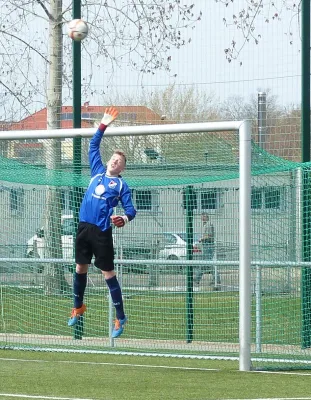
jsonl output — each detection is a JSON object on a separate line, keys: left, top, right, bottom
{"left": 1, "top": 349, "right": 311, "bottom": 400}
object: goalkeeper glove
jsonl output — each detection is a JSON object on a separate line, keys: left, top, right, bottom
{"left": 111, "top": 215, "right": 129, "bottom": 228}
{"left": 101, "top": 107, "right": 119, "bottom": 126}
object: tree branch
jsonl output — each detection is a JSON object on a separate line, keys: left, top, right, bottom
{"left": 36, "top": 0, "right": 55, "bottom": 21}
{"left": 0, "top": 79, "right": 31, "bottom": 115}
{"left": 0, "top": 30, "right": 49, "bottom": 63}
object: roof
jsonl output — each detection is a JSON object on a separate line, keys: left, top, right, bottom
{"left": 7, "top": 105, "right": 165, "bottom": 131}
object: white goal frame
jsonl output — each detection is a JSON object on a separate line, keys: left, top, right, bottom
{"left": 0, "top": 120, "right": 252, "bottom": 371}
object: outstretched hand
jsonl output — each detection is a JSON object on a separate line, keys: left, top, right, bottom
{"left": 101, "top": 106, "right": 119, "bottom": 126}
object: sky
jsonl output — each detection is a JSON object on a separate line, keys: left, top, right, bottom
{"left": 82, "top": 0, "right": 302, "bottom": 108}
{"left": 0, "top": 0, "right": 303, "bottom": 121}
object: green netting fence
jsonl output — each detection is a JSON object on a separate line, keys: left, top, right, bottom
{"left": 1, "top": 123, "right": 311, "bottom": 371}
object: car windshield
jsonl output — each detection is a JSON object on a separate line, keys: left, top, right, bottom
{"left": 177, "top": 233, "right": 200, "bottom": 242}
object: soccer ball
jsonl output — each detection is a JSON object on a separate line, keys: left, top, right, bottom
{"left": 67, "top": 19, "right": 88, "bottom": 41}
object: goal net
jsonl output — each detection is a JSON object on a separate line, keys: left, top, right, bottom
{"left": 0, "top": 121, "right": 310, "bottom": 371}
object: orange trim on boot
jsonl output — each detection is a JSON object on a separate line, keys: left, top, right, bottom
{"left": 71, "top": 304, "right": 87, "bottom": 318}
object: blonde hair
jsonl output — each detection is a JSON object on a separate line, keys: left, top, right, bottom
{"left": 114, "top": 150, "right": 127, "bottom": 164}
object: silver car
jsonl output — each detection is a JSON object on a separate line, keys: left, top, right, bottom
{"left": 158, "top": 232, "right": 202, "bottom": 260}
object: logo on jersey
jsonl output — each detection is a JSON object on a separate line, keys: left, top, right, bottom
{"left": 108, "top": 180, "right": 117, "bottom": 189}
{"left": 95, "top": 184, "right": 105, "bottom": 196}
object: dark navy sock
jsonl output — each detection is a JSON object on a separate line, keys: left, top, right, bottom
{"left": 105, "top": 276, "right": 125, "bottom": 320}
{"left": 73, "top": 272, "right": 87, "bottom": 308}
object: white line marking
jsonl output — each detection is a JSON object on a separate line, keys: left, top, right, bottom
{"left": 0, "top": 357, "right": 219, "bottom": 372}
{"left": 1, "top": 396, "right": 311, "bottom": 400}
{"left": 1, "top": 346, "right": 240, "bottom": 360}
{"left": 2, "top": 357, "right": 311, "bottom": 376}
{"left": 0, "top": 395, "right": 96, "bottom": 400}
{"left": 254, "top": 371, "right": 311, "bottom": 377}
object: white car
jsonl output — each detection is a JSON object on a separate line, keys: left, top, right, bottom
{"left": 26, "top": 215, "right": 74, "bottom": 261}
{"left": 158, "top": 232, "right": 202, "bottom": 260}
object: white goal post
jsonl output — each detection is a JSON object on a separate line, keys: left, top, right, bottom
{"left": 0, "top": 120, "right": 252, "bottom": 371}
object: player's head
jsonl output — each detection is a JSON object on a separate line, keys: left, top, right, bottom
{"left": 201, "top": 212, "right": 209, "bottom": 222}
{"left": 106, "top": 150, "right": 126, "bottom": 176}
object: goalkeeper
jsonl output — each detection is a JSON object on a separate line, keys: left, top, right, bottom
{"left": 68, "top": 107, "right": 136, "bottom": 338}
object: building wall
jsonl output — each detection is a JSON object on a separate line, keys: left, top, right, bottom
{"left": 119, "top": 172, "right": 299, "bottom": 262}
{"left": 0, "top": 170, "right": 299, "bottom": 263}
{"left": 0, "top": 183, "right": 46, "bottom": 257}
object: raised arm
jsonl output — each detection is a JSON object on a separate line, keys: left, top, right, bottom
{"left": 89, "top": 107, "right": 119, "bottom": 176}
{"left": 111, "top": 184, "right": 137, "bottom": 228}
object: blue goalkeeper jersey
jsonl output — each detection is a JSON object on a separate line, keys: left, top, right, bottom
{"left": 79, "top": 127, "right": 136, "bottom": 232}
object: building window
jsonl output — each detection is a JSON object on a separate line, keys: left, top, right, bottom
{"left": 182, "top": 188, "right": 223, "bottom": 212}
{"left": 200, "top": 189, "right": 223, "bottom": 211}
{"left": 251, "top": 187, "right": 284, "bottom": 211}
{"left": 61, "top": 113, "right": 73, "bottom": 120}
{"left": 10, "top": 188, "right": 24, "bottom": 216}
{"left": 131, "top": 189, "right": 159, "bottom": 213}
{"left": 265, "top": 187, "right": 281, "bottom": 209}
{"left": 201, "top": 190, "right": 218, "bottom": 210}
{"left": 251, "top": 188, "right": 262, "bottom": 209}
{"left": 136, "top": 190, "right": 152, "bottom": 210}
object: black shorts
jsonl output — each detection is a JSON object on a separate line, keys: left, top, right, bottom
{"left": 75, "top": 222, "right": 114, "bottom": 271}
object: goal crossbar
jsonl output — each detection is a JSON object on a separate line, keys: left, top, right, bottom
{"left": 0, "top": 121, "right": 244, "bottom": 139}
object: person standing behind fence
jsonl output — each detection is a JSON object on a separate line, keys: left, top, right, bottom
{"left": 194, "top": 213, "right": 220, "bottom": 289}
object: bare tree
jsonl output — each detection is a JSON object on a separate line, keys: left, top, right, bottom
{"left": 219, "top": 89, "right": 283, "bottom": 149}
{"left": 82, "top": 84, "right": 220, "bottom": 164}
{"left": 141, "top": 84, "right": 219, "bottom": 123}
{"left": 220, "top": 89, "right": 279, "bottom": 121}
{"left": 0, "top": 0, "right": 202, "bottom": 292}
{"left": 44, "top": 0, "right": 66, "bottom": 293}
{"left": 0, "top": 1, "right": 202, "bottom": 119}
{"left": 270, "top": 106, "right": 301, "bottom": 161}
{"left": 80, "top": 86, "right": 300, "bottom": 165}
{"left": 215, "top": 0, "right": 300, "bottom": 63}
